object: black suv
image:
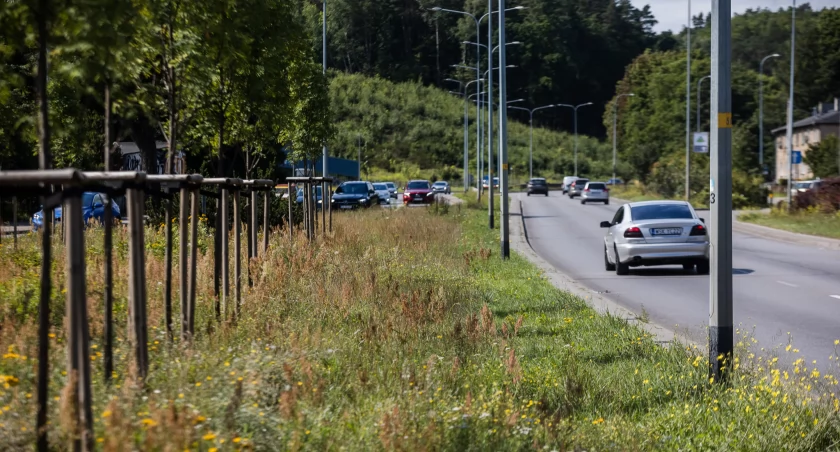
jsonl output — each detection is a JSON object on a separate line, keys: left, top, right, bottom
{"left": 331, "top": 181, "right": 380, "bottom": 210}
{"left": 526, "top": 178, "right": 549, "bottom": 196}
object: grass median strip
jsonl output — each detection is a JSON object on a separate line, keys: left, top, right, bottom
{"left": 739, "top": 209, "right": 840, "bottom": 240}
{"left": 0, "top": 207, "right": 838, "bottom": 450}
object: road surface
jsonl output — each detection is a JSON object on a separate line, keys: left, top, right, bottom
{"left": 517, "top": 192, "right": 840, "bottom": 368}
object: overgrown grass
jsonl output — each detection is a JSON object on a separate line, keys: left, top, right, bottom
{"left": 1, "top": 204, "right": 839, "bottom": 450}
{"left": 739, "top": 208, "right": 840, "bottom": 239}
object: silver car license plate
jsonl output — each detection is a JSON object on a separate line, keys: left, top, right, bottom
{"left": 651, "top": 228, "right": 682, "bottom": 236}
{"left": 340, "top": 205, "right": 353, "bottom": 209}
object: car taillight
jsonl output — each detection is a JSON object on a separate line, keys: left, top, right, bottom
{"left": 584, "top": 188, "right": 590, "bottom": 192}
{"left": 690, "top": 224, "right": 707, "bottom": 236}
{"left": 604, "top": 188, "right": 609, "bottom": 192}
{"left": 624, "top": 227, "right": 643, "bottom": 238}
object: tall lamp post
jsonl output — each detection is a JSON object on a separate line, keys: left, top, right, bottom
{"left": 697, "top": 75, "right": 711, "bottom": 132}
{"left": 786, "top": 1, "right": 796, "bottom": 210}
{"left": 508, "top": 104, "right": 558, "bottom": 179}
{"left": 322, "top": 0, "right": 329, "bottom": 178}
{"left": 448, "top": 79, "right": 485, "bottom": 192}
{"left": 557, "top": 102, "right": 593, "bottom": 177}
{"left": 759, "top": 53, "right": 780, "bottom": 170}
{"left": 685, "top": 0, "right": 691, "bottom": 202}
{"left": 611, "top": 93, "right": 634, "bottom": 184}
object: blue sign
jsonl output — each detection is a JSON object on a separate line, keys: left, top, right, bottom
{"left": 791, "top": 150, "right": 802, "bottom": 164}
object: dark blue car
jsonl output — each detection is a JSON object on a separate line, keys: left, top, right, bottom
{"left": 32, "top": 192, "right": 121, "bottom": 231}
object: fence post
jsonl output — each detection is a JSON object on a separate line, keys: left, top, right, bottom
{"left": 213, "top": 191, "right": 221, "bottom": 320}
{"left": 65, "top": 192, "right": 95, "bottom": 451}
{"left": 328, "top": 181, "right": 332, "bottom": 233}
{"left": 12, "top": 196, "right": 17, "bottom": 248}
{"left": 263, "top": 190, "right": 269, "bottom": 253}
{"left": 233, "top": 188, "right": 242, "bottom": 319}
{"left": 103, "top": 194, "right": 113, "bottom": 383}
{"left": 221, "top": 187, "right": 229, "bottom": 319}
{"left": 127, "top": 186, "right": 149, "bottom": 381}
{"left": 321, "top": 181, "right": 326, "bottom": 237}
{"left": 188, "top": 189, "right": 199, "bottom": 336}
{"left": 179, "top": 186, "right": 189, "bottom": 340}
{"left": 288, "top": 185, "right": 293, "bottom": 243}
{"left": 164, "top": 188, "right": 173, "bottom": 340}
{"left": 250, "top": 188, "right": 257, "bottom": 258}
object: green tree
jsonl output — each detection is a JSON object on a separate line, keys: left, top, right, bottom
{"left": 803, "top": 136, "right": 840, "bottom": 179}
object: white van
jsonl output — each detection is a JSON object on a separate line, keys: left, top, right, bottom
{"left": 562, "top": 176, "right": 577, "bottom": 194}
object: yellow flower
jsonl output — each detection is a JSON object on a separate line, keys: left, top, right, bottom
{"left": 209, "top": 449, "right": 218, "bottom": 452}
{"left": 786, "top": 344, "right": 792, "bottom": 352}
{"left": 592, "top": 417, "right": 604, "bottom": 425}
{"left": 232, "top": 437, "right": 242, "bottom": 443}
{"left": 141, "top": 418, "right": 158, "bottom": 427}
{"left": 102, "top": 410, "right": 112, "bottom": 418}
{"left": 202, "top": 432, "right": 217, "bottom": 441}
{"left": 195, "top": 415, "right": 206, "bottom": 423}
{"left": 195, "top": 382, "right": 202, "bottom": 387}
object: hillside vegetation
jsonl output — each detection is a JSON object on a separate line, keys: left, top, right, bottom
{"left": 328, "top": 72, "right": 624, "bottom": 183}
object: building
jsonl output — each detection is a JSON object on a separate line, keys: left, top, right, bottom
{"left": 773, "top": 98, "right": 840, "bottom": 182}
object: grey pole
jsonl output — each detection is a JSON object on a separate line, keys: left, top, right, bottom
{"left": 463, "top": 86, "right": 469, "bottom": 191}
{"left": 786, "top": 1, "right": 796, "bottom": 210}
{"left": 612, "top": 93, "right": 634, "bottom": 184}
{"left": 697, "top": 75, "right": 711, "bottom": 132}
{"left": 574, "top": 108, "right": 578, "bottom": 176}
{"left": 685, "top": 0, "right": 692, "bottom": 202}
{"left": 759, "top": 54, "right": 780, "bottom": 169}
{"left": 709, "top": 0, "right": 733, "bottom": 382}
{"left": 529, "top": 115, "right": 533, "bottom": 179}
{"left": 499, "top": 0, "right": 509, "bottom": 258}
{"left": 487, "top": 0, "right": 494, "bottom": 230}
{"left": 357, "top": 135, "right": 362, "bottom": 178}
{"left": 322, "top": 0, "right": 329, "bottom": 180}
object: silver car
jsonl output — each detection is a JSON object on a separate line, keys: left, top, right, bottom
{"left": 567, "top": 178, "right": 589, "bottom": 199}
{"left": 601, "top": 201, "right": 709, "bottom": 275}
{"left": 580, "top": 181, "right": 609, "bottom": 205}
{"left": 372, "top": 183, "right": 391, "bottom": 204}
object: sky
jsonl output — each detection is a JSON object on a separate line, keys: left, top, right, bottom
{"left": 631, "top": 0, "right": 836, "bottom": 32}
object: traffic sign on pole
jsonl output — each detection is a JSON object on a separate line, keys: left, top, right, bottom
{"left": 709, "top": 0, "right": 733, "bottom": 383}
{"left": 791, "top": 150, "right": 802, "bottom": 164}
{"left": 693, "top": 132, "right": 709, "bottom": 153}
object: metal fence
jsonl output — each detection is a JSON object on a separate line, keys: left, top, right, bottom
{"left": 0, "top": 168, "right": 329, "bottom": 451}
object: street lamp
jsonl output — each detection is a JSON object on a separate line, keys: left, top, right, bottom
{"left": 697, "top": 75, "right": 710, "bottom": 132}
{"left": 786, "top": 1, "right": 796, "bottom": 210}
{"left": 759, "top": 53, "right": 781, "bottom": 169}
{"left": 611, "top": 94, "right": 634, "bottom": 185}
{"left": 556, "top": 102, "right": 593, "bottom": 176}
{"left": 450, "top": 79, "right": 485, "bottom": 193}
{"left": 322, "top": 0, "right": 329, "bottom": 178}
{"left": 685, "top": 0, "right": 691, "bottom": 201}
{"left": 508, "top": 104, "right": 558, "bottom": 179}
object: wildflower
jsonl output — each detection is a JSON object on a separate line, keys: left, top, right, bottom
{"left": 592, "top": 417, "right": 604, "bottom": 425}
{"left": 305, "top": 430, "right": 311, "bottom": 435}
{"left": 232, "top": 437, "right": 242, "bottom": 443}
{"left": 786, "top": 344, "right": 792, "bottom": 352}
{"left": 195, "top": 382, "right": 202, "bottom": 387}
{"left": 202, "top": 433, "right": 217, "bottom": 441}
{"left": 195, "top": 415, "right": 206, "bottom": 423}
{"left": 102, "top": 410, "right": 112, "bottom": 418}
{"left": 141, "top": 418, "right": 158, "bottom": 427}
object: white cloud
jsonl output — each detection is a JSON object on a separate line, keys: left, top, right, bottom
{"left": 631, "top": 0, "right": 836, "bottom": 33}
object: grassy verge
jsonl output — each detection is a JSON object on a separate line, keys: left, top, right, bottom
{"left": 739, "top": 209, "right": 840, "bottom": 239}
{"left": 1, "top": 204, "right": 839, "bottom": 450}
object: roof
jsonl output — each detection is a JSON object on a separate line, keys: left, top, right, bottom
{"left": 771, "top": 109, "right": 840, "bottom": 134}
{"left": 625, "top": 200, "right": 691, "bottom": 207}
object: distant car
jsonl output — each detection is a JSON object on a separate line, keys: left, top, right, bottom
{"left": 372, "top": 183, "right": 392, "bottom": 204}
{"left": 482, "top": 177, "right": 500, "bottom": 190}
{"left": 562, "top": 176, "right": 577, "bottom": 194}
{"left": 606, "top": 178, "right": 623, "bottom": 186}
{"left": 790, "top": 179, "right": 822, "bottom": 197}
{"left": 32, "top": 192, "right": 121, "bottom": 231}
{"left": 296, "top": 185, "right": 323, "bottom": 209}
{"left": 432, "top": 181, "right": 451, "bottom": 195}
{"left": 526, "top": 178, "right": 549, "bottom": 196}
{"left": 403, "top": 180, "right": 435, "bottom": 205}
{"left": 580, "top": 181, "right": 609, "bottom": 205}
{"left": 331, "top": 181, "right": 379, "bottom": 210}
{"left": 384, "top": 182, "right": 398, "bottom": 199}
{"left": 567, "top": 179, "right": 590, "bottom": 199}
{"left": 601, "top": 200, "right": 709, "bottom": 275}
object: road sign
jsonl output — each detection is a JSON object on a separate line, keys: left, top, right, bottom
{"left": 693, "top": 132, "right": 709, "bottom": 153}
{"left": 791, "top": 150, "right": 802, "bottom": 164}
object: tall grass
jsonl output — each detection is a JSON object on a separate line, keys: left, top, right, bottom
{"left": 0, "top": 205, "right": 838, "bottom": 450}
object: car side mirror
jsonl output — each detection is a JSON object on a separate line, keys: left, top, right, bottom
{"left": 93, "top": 202, "right": 104, "bottom": 209}
{"left": 600, "top": 221, "right": 612, "bottom": 228}
{"left": 699, "top": 218, "right": 705, "bottom": 223}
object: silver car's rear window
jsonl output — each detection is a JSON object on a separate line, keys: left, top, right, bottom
{"left": 588, "top": 183, "right": 606, "bottom": 190}
{"left": 630, "top": 204, "right": 693, "bottom": 221}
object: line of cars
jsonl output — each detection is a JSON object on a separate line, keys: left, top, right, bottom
{"left": 316, "top": 179, "right": 450, "bottom": 210}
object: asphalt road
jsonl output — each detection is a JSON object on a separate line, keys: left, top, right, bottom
{"left": 517, "top": 192, "right": 840, "bottom": 368}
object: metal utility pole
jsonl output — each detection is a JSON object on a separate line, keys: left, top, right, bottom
{"left": 709, "top": 0, "right": 733, "bottom": 383}
{"left": 498, "top": 0, "right": 509, "bottom": 258}
{"left": 508, "top": 104, "right": 557, "bottom": 180}
{"left": 487, "top": 0, "right": 494, "bottom": 230}
{"left": 697, "top": 75, "right": 711, "bottom": 132}
{"left": 557, "top": 103, "right": 592, "bottom": 177}
{"left": 759, "top": 54, "right": 781, "bottom": 169}
{"left": 786, "top": 1, "right": 796, "bottom": 210}
{"left": 612, "top": 94, "right": 634, "bottom": 184}
{"left": 357, "top": 135, "right": 362, "bottom": 179}
{"left": 322, "top": 0, "right": 329, "bottom": 179}
{"left": 685, "top": 0, "right": 692, "bottom": 202}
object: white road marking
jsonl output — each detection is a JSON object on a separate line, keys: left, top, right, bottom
{"left": 776, "top": 281, "right": 798, "bottom": 288}
{"left": 831, "top": 295, "right": 840, "bottom": 300}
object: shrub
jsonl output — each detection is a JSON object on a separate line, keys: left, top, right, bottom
{"left": 793, "top": 177, "right": 840, "bottom": 213}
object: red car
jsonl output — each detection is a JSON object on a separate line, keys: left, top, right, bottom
{"left": 403, "top": 180, "right": 436, "bottom": 205}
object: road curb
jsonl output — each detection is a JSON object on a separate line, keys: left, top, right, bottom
{"left": 509, "top": 195, "right": 702, "bottom": 351}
